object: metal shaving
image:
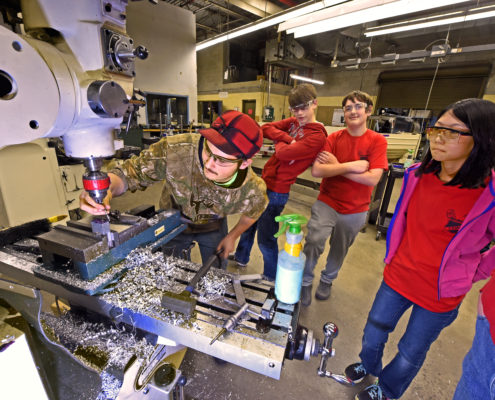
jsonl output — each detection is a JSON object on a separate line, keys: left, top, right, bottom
{"left": 147, "top": 209, "right": 174, "bottom": 226}
{"left": 97, "top": 371, "right": 122, "bottom": 400}
{"left": 102, "top": 248, "right": 186, "bottom": 324}
{"left": 101, "top": 247, "right": 231, "bottom": 326}
{"left": 197, "top": 271, "right": 231, "bottom": 302}
{"left": 147, "top": 215, "right": 161, "bottom": 226}
{"left": 16, "top": 238, "right": 39, "bottom": 246}
{"left": 41, "top": 311, "right": 154, "bottom": 371}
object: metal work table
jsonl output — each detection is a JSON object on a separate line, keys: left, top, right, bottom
{"left": 0, "top": 248, "right": 296, "bottom": 380}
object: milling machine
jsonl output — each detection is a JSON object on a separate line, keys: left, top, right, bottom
{"left": 0, "top": 1, "right": 346, "bottom": 399}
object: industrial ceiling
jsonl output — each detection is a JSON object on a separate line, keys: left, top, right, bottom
{"left": 164, "top": 0, "right": 495, "bottom": 67}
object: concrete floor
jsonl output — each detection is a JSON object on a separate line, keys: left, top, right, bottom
{"left": 110, "top": 171, "right": 481, "bottom": 400}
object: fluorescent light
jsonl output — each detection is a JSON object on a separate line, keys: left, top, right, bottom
{"left": 290, "top": 74, "right": 325, "bottom": 85}
{"left": 280, "top": 0, "right": 385, "bottom": 32}
{"left": 366, "top": 10, "right": 463, "bottom": 32}
{"left": 196, "top": 36, "right": 226, "bottom": 51}
{"left": 196, "top": 0, "right": 347, "bottom": 51}
{"left": 283, "top": 0, "right": 469, "bottom": 38}
{"left": 365, "top": 17, "right": 466, "bottom": 36}
{"left": 365, "top": 10, "right": 495, "bottom": 37}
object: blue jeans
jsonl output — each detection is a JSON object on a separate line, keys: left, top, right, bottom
{"left": 359, "top": 281, "right": 459, "bottom": 399}
{"left": 453, "top": 316, "right": 495, "bottom": 400}
{"left": 235, "top": 190, "right": 289, "bottom": 280}
{"left": 162, "top": 219, "right": 228, "bottom": 268}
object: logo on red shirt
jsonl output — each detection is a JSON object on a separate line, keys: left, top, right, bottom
{"left": 445, "top": 209, "right": 463, "bottom": 235}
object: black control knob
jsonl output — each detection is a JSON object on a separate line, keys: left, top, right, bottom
{"left": 134, "top": 45, "right": 149, "bottom": 60}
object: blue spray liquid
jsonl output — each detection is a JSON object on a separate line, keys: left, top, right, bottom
{"left": 275, "top": 232, "right": 305, "bottom": 304}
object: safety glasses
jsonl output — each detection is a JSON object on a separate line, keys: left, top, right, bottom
{"left": 425, "top": 126, "right": 472, "bottom": 142}
{"left": 343, "top": 102, "right": 367, "bottom": 113}
{"left": 203, "top": 140, "right": 243, "bottom": 167}
{"left": 289, "top": 100, "right": 315, "bottom": 113}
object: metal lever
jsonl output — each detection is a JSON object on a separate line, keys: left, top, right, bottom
{"left": 123, "top": 97, "right": 146, "bottom": 135}
{"left": 232, "top": 274, "right": 263, "bottom": 306}
{"left": 317, "top": 322, "right": 354, "bottom": 386}
{"left": 174, "top": 375, "right": 187, "bottom": 400}
{"left": 222, "top": 297, "right": 262, "bottom": 319}
{"left": 115, "top": 45, "right": 149, "bottom": 63}
{"left": 210, "top": 303, "right": 249, "bottom": 345}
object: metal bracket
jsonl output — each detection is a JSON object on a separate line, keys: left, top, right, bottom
{"left": 231, "top": 274, "right": 263, "bottom": 306}
{"left": 0, "top": 278, "right": 36, "bottom": 298}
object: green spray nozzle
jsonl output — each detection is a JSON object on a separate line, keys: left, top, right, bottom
{"left": 274, "top": 214, "right": 308, "bottom": 238}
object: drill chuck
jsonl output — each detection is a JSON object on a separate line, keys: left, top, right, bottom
{"left": 83, "top": 170, "right": 110, "bottom": 203}
{"left": 83, "top": 157, "right": 110, "bottom": 204}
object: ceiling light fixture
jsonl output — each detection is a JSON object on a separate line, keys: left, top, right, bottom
{"left": 281, "top": 0, "right": 469, "bottom": 38}
{"left": 365, "top": 9, "right": 495, "bottom": 37}
{"left": 365, "top": 10, "right": 463, "bottom": 32}
{"left": 195, "top": 0, "right": 347, "bottom": 52}
{"left": 290, "top": 74, "right": 325, "bottom": 85}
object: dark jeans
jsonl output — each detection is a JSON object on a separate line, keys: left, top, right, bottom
{"left": 235, "top": 190, "right": 289, "bottom": 280}
{"left": 453, "top": 316, "right": 495, "bottom": 400}
{"left": 359, "top": 281, "right": 459, "bottom": 399}
{"left": 162, "top": 218, "right": 228, "bottom": 268}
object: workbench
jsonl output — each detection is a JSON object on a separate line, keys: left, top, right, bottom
{"left": 0, "top": 245, "right": 298, "bottom": 382}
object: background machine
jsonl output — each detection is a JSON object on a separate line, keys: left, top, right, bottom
{"left": 0, "top": 1, "right": 342, "bottom": 399}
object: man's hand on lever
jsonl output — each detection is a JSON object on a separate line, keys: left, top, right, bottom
{"left": 216, "top": 215, "right": 256, "bottom": 259}
{"left": 217, "top": 235, "right": 236, "bottom": 259}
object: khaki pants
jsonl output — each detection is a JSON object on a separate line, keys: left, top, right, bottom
{"left": 302, "top": 200, "right": 367, "bottom": 286}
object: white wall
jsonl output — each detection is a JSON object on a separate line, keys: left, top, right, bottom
{"left": 127, "top": 1, "right": 197, "bottom": 124}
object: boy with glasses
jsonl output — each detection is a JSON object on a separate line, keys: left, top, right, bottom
{"left": 232, "top": 83, "right": 327, "bottom": 280}
{"left": 301, "top": 90, "right": 388, "bottom": 306}
{"left": 80, "top": 110, "right": 268, "bottom": 267}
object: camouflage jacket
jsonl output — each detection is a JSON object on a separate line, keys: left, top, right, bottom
{"left": 109, "top": 134, "right": 268, "bottom": 224}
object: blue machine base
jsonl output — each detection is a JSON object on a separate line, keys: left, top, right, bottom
{"left": 75, "top": 212, "right": 186, "bottom": 281}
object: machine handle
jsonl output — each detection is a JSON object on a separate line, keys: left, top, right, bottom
{"left": 186, "top": 249, "right": 221, "bottom": 291}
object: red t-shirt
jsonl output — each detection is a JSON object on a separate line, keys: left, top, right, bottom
{"left": 318, "top": 129, "right": 388, "bottom": 214}
{"left": 384, "top": 173, "right": 484, "bottom": 312}
{"left": 481, "top": 269, "right": 495, "bottom": 344}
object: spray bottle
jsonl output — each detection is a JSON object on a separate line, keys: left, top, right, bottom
{"left": 274, "top": 214, "right": 308, "bottom": 304}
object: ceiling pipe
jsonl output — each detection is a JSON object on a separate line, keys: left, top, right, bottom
{"left": 197, "top": 22, "right": 219, "bottom": 32}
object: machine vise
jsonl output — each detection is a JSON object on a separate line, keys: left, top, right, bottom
{"left": 36, "top": 209, "right": 186, "bottom": 283}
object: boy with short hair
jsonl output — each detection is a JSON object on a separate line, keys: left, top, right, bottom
{"left": 301, "top": 90, "right": 388, "bottom": 306}
{"left": 233, "top": 83, "right": 327, "bottom": 280}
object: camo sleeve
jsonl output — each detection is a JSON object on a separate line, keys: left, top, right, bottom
{"left": 239, "top": 172, "right": 268, "bottom": 220}
{"left": 108, "top": 138, "right": 169, "bottom": 192}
